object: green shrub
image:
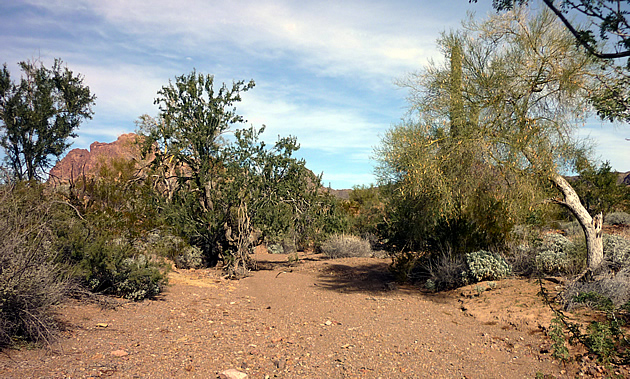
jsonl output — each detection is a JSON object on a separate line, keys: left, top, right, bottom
{"left": 536, "top": 249, "right": 569, "bottom": 274}
{"left": 463, "top": 250, "right": 511, "bottom": 284}
{"left": 534, "top": 233, "right": 587, "bottom": 275}
{"left": 321, "top": 234, "right": 372, "bottom": 258}
{"left": 605, "top": 211, "right": 630, "bottom": 227}
{"left": 81, "top": 238, "right": 167, "bottom": 301}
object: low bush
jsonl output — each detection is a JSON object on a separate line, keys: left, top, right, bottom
{"left": 320, "top": 234, "right": 372, "bottom": 258}
{"left": 534, "top": 233, "right": 586, "bottom": 276}
{"left": 463, "top": 250, "right": 511, "bottom": 284}
{"left": 0, "top": 183, "right": 70, "bottom": 347}
{"left": 605, "top": 212, "right": 630, "bottom": 227}
{"left": 422, "top": 251, "right": 467, "bottom": 291}
{"left": 603, "top": 234, "right": 630, "bottom": 266}
{"left": 81, "top": 237, "right": 167, "bottom": 301}
{"left": 174, "top": 245, "right": 205, "bottom": 269}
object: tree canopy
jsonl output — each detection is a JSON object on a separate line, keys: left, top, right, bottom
{"left": 377, "top": 8, "right": 606, "bottom": 269}
{"left": 0, "top": 59, "right": 95, "bottom": 181}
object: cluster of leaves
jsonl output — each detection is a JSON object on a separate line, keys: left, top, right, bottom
{"left": 342, "top": 185, "right": 388, "bottom": 243}
{"left": 463, "top": 250, "right": 512, "bottom": 284}
{"left": 534, "top": 233, "right": 582, "bottom": 275}
{"left": 572, "top": 161, "right": 630, "bottom": 215}
{"left": 606, "top": 211, "right": 630, "bottom": 227}
{"left": 0, "top": 59, "right": 95, "bottom": 181}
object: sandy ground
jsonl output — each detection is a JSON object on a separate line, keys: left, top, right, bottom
{"left": 1, "top": 251, "right": 624, "bottom": 378}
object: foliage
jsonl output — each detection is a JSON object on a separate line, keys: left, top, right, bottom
{"left": 53, "top": 155, "right": 169, "bottom": 300}
{"left": 548, "top": 317, "right": 571, "bottom": 362}
{"left": 0, "top": 183, "right": 70, "bottom": 347}
{"left": 606, "top": 211, "right": 630, "bottom": 226}
{"left": 320, "top": 234, "right": 372, "bottom": 259}
{"left": 463, "top": 250, "right": 512, "bottom": 284}
{"left": 478, "top": 0, "right": 630, "bottom": 122}
{"left": 81, "top": 238, "right": 166, "bottom": 301}
{"left": 139, "top": 71, "right": 343, "bottom": 275}
{"left": 0, "top": 59, "right": 95, "bottom": 181}
{"left": 603, "top": 233, "right": 630, "bottom": 266}
{"left": 535, "top": 233, "right": 573, "bottom": 274}
{"left": 481, "top": 0, "right": 630, "bottom": 60}
{"left": 422, "top": 251, "right": 468, "bottom": 290}
{"left": 539, "top": 280, "right": 630, "bottom": 365}
{"left": 344, "top": 185, "right": 388, "bottom": 243}
{"left": 572, "top": 161, "right": 629, "bottom": 215}
{"left": 376, "top": 9, "right": 597, "bottom": 256}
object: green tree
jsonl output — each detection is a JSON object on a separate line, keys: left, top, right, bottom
{"left": 0, "top": 59, "right": 96, "bottom": 181}
{"left": 378, "top": 9, "right": 607, "bottom": 271}
{"left": 138, "top": 71, "right": 255, "bottom": 269}
{"left": 572, "top": 160, "right": 630, "bottom": 214}
{"left": 477, "top": 0, "right": 630, "bottom": 59}
{"left": 139, "top": 70, "right": 339, "bottom": 275}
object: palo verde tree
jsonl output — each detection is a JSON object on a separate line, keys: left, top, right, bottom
{"left": 0, "top": 59, "right": 95, "bottom": 181}
{"left": 474, "top": 0, "right": 630, "bottom": 122}
{"left": 377, "top": 8, "right": 608, "bottom": 272}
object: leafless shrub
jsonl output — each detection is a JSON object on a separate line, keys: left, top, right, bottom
{"left": 321, "top": 234, "right": 372, "bottom": 258}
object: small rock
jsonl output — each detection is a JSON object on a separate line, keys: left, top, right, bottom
{"left": 273, "top": 359, "right": 286, "bottom": 370}
{"left": 111, "top": 350, "right": 128, "bottom": 357}
{"left": 219, "top": 369, "right": 248, "bottom": 379}
{"left": 324, "top": 320, "right": 332, "bottom": 326}
{"left": 95, "top": 323, "right": 108, "bottom": 328}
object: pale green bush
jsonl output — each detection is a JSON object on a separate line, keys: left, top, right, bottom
{"left": 603, "top": 234, "right": 630, "bottom": 266}
{"left": 174, "top": 245, "right": 205, "bottom": 269}
{"left": 605, "top": 212, "right": 630, "bottom": 227}
{"left": 463, "top": 250, "right": 511, "bottom": 284}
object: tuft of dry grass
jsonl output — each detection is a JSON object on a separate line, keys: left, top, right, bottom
{"left": 320, "top": 234, "right": 372, "bottom": 259}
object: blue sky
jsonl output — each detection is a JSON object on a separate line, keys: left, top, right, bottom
{"left": 1, "top": 1, "right": 628, "bottom": 189}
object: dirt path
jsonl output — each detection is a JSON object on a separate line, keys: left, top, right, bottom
{"left": 0, "top": 252, "right": 581, "bottom": 378}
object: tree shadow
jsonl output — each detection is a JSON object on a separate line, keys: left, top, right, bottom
{"left": 315, "top": 261, "right": 396, "bottom": 294}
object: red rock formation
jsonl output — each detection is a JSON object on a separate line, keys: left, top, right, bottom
{"left": 49, "top": 133, "right": 143, "bottom": 185}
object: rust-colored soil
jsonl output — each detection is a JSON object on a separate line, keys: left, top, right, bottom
{"left": 1, "top": 251, "right": 623, "bottom": 378}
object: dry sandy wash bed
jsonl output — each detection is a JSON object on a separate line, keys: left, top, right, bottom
{"left": 1, "top": 251, "right": 624, "bottom": 378}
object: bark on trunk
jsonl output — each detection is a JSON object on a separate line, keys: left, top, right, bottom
{"left": 550, "top": 173, "right": 603, "bottom": 272}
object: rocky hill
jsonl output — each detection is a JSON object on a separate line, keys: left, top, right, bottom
{"left": 49, "top": 133, "right": 143, "bottom": 185}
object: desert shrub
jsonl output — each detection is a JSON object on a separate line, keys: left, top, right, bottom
{"left": 534, "top": 233, "right": 587, "bottom": 275}
{"left": 0, "top": 183, "right": 70, "bottom": 347}
{"left": 564, "top": 267, "right": 630, "bottom": 309}
{"left": 174, "top": 245, "right": 205, "bottom": 269}
{"left": 321, "top": 234, "right": 372, "bottom": 258}
{"left": 422, "top": 251, "right": 467, "bottom": 290}
{"left": 603, "top": 234, "right": 630, "bottom": 266}
{"left": 81, "top": 237, "right": 167, "bottom": 301}
{"left": 536, "top": 248, "right": 569, "bottom": 274}
{"left": 463, "top": 250, "right": 511, "bottom": 284}
{"left": 605, "top": 211, "right": 630, "bottom": 227}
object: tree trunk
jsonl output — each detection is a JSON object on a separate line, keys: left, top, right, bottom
{"left": 550, "top": 173, "right": 604, "bottom": 272}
